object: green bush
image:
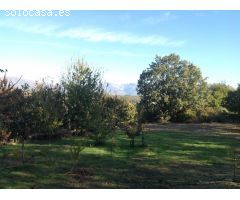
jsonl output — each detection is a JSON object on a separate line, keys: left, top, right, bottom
{"left": 171, "top": 110, "right": 197, "bottom": 123}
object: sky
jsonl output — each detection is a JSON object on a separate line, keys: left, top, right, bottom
{"left": 0, "top": 10, "right": 240, "bottom": 87}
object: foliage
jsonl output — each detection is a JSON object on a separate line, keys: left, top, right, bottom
{"left": 0, "top": 70, "right": 28, "bottom": 144}
{"left": 123, "top": 122, "right": 143, "bottom": 147}
{"left": 6, "top": 84, "right": 35, "bottom": 162}
{"left": 118, "top": 95, "right": 140, "bottom": 104}
{"left": 0, "top": 122, "right": 11, "bottom": 145}
{"left": 30, "top": 80, "right": 65, "bottom": 135}
{"left": 103, "top": 95, "right": 141, "bottom": 146}
{"left": 62, "top": 60, "right": 104, "bottom": 134}
{"left": 225, "top": 85, "right": 240, "bottom": 114}
{"left": 103, "top": 95, "right": 137, "bottom": 129}
{"left": 137, "top": 54, "right": 209, "bottom": 122}
{"left": 88, "top": 96, "right": 113, "bottom": 145}
{"left": 69, "top": 140, "right": 85, "bottom": 171}
{"left": 0, "top": 69, "right": 19, "bottom": 139}
{"left": 208, "top": 83, "right": 233, "bottom": 109}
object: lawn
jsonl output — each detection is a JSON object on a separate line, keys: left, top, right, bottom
{"left": 1, "top": 124, "right": 240, "bottom": 189}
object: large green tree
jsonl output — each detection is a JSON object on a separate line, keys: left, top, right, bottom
{"left": 62, "top": 60, "right": 104, "bottom": 133}
{"left": 137, "top": 54, "right": 208, "bottom": 122}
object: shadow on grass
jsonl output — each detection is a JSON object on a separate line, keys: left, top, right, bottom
{"left": 1, "top": 129, "right": 240, "bottom": 188}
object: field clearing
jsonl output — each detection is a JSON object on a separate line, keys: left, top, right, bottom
{"left": 1, "top": 123, "right": 240, "bottom": 189}
{"left": 145, "top": 123, "right": 240, "bottom": 135}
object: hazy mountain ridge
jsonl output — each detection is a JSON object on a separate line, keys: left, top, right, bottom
{"left": 106, "top": 83, "right": 137, "bottom": 96}
{"left": 8, "top": 77, "right": 35, "bottom": 88}
{"left": 7, "top": 77, "right": 138, "bottom": 96}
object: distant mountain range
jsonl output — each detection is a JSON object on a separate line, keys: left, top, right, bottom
{"left": 8, "top": 77, "right": 138, "bottom": 96}
{"left": 106, "top": 83, "right": 137, "bottom": 96}
{"left": 9, "top": 77, "right": 35, "bottom": 88}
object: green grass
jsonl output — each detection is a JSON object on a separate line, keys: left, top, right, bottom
{"left": 1, "top": 129, "right": 240, "bottom": 188}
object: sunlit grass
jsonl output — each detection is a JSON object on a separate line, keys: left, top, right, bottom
{"left": 1, "top": 129, "right": 240, "bottom": 188}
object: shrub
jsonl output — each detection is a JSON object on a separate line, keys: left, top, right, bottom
{"left": 122, "top": 122, "right": 143, "bottom": 147}
{"left": 171, "top": 110, "right": 197, "bottom": 123}
{"left": 69, "top": 141, "right": 85, "bottom": 171}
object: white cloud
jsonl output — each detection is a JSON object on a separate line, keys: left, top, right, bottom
{"left": 0, "top": 19, "right": 59, "bottom": 36}
{"left": 0, "top": 19, "right": 185, "bottom": 47}
{"left": 57, "top": 27, "right": 185, "bottom": 47}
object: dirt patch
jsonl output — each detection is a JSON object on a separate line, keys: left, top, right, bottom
{"left": 144, "top": 123, "right": 240, "bottom": 135}
{"left": 68, "top": 167, "right": 94, "bottom": 182}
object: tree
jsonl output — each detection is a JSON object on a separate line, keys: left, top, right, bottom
{"left": 30, "top": 80, "right": 65, "bottom": 136}
{"left": 225, "top": 85, "right": 240, "bottom": 114}
{"left": 88, "top": 96, "right": 113, "bottom": 145}
{"left": 208, "top": 83, "right": 233, "bottom": 109}
{"left": 137, "top": 54, "right": 208, "bottom": 122}
{"left": 7, "top": 84, "right": 34, "bottom": 162}
{"left": 85, "top": 94, "right": 138, "bottom": 146}
{"left": 62, "top": 60, "right": 104, "bottom": 134}
{"left": 106, "top": 96, "right": 145, "bottom": 148}
{"left": 0, "top": 69, "right": 22, "bottom": 144}
{"left": 103, "top": 95, "right": 137, "bottom": 129}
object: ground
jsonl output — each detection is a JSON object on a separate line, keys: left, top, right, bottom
{"left": 1, "top": 123, "right": 240, "bottom": 189}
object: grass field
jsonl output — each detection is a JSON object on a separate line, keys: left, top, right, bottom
{"left": 1, "top": 123, "right": 240, "bottom": 189}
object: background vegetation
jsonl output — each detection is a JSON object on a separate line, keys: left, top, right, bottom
{"left": 0, "top": 54, "right": 240, "bottom": 188}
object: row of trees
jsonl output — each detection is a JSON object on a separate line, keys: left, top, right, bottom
{"left": 1, "top": 54, "right": 240, "bottom": 153}
{"left": 137, "top": 54, "right": 240, "bottom": 123}
{"left": 0, "top": 61, "right": 139, "bottom": 160}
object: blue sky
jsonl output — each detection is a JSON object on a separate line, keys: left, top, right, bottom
{"left": 0, "top": 11, "right": 239, "bottom": 87}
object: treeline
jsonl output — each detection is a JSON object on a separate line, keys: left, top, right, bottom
{"left": 137, "top": 54, "right": 240, "bottom": 123}
{"left": 0, "top": 61, "right": 138, "bottom": 150}
{"left": 1, "top": 54, "right": 240, "bottom": 148}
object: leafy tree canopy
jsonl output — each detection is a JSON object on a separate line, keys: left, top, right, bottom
{"left": 137, "top": 54, "right": 208, "bottom": 121}
{"left": 208, "top": 83, "right": 233, "bottom": 109}
{"left": 61, "top": 60, "right": 104, "bottom": 132}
